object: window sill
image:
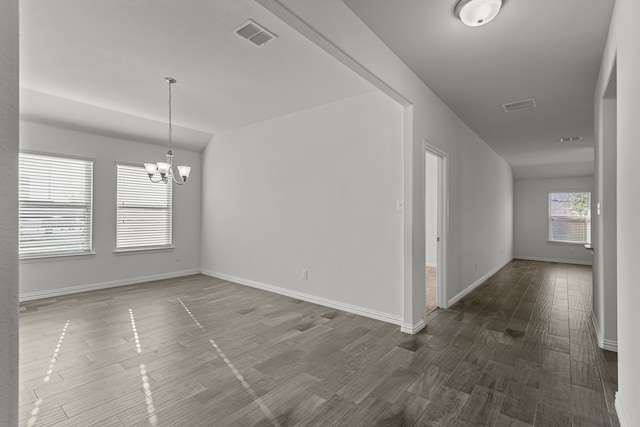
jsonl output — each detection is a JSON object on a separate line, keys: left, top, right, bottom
{"left": 113, "top": 245, "right": 175, "bottom": 255}
{"left": 547, "top": 240, "right": 590, "bottom": 246}
{"left": 20, "top": 251, "right": 96, "bottom": 263}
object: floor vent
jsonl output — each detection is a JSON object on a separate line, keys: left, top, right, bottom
{"left": 502, "top": 98, "right": 536, "bottom": 112}
{"left": 235, "top": 19, "right": 277, "bottom": 47}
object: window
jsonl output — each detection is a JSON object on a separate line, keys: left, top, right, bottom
{"left": 19, "top": 153, "right": 93, "bottom": 258}
{"left": 116, "top": 164, "right": 172, "bottom": 249}
{"left": 549, "top": 191, "right": 591, "bottom": 244}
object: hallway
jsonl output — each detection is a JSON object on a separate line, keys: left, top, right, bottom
{"left": 430, "top": 259, "right": 618, "bottom": 426}
{"left": 19, "top": 260, "right": 617, "bottom": 426}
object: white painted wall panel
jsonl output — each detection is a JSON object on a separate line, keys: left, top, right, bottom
{"left": 596, "top": 0, "right": 640, "bottom": 423}
{"left": 202, "top": 91, "right": 404, "bottom": 318}
{"left": 460, "top": 134, "right": 514, "bottom": 289}
{"left": 0, "top": 0, "right": 19, "bottom": 424}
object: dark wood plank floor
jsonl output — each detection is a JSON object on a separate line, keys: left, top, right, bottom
{"left": 426, "top": 266, "right": 437, "bottom": 315}
{"left": 19, "top": 260, "right": 618, "bottom": 426}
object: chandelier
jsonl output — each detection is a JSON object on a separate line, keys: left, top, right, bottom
{"left": 144, "top": 77, "right": 191, "bottom": 185}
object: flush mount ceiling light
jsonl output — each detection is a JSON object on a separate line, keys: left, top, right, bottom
{"left": 455, "top": 0, "right": 503, "bottom": 27}
{"left": 144, "top": 78, "right": 191, "bottom": 185}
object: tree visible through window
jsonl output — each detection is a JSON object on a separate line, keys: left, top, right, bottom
{"left": 549, "top": 192, "right": 591, "bottom": 243}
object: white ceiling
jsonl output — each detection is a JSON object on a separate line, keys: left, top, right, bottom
{"left": 19, "top": 0, "right": 374, "bottom": 151}
{"left": 343, "top": 0, "right": 615, "bottom": 179}
{"left": 20, "top": 0, "right": 616, "bottom": 178}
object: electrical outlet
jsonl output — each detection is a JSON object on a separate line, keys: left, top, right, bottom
{"left": 302, "top": 269, "right": 308, "bottom": 280}
{"left": 176, "top": 253, "right": 180, "bottom": 262}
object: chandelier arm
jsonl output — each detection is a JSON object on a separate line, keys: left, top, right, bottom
{"left": 171, "top": 170, "right": 185, "bottom": 185}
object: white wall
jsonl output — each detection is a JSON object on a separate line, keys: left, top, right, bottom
{"left": 216, "top": 0, "right": 515, "bottom": 330}
{"left": 596, "top": 0, "right": 640, "bottom": 424}
{"left": 0, "top": 0, "right": 19, "bottom": 424}
{"left": 514, "top": 177, "right": 594, "bottom": 265}
{"left": 202, "top": 91, "right": 405, "bottom": 320}
{"left": 19, "top": 122, "right": 202, "bottom": 298}
{"left": 425, "top": 152, "right": 437, "bottom": 267}
{"left": 459, "top": 135, "right": 514, "bottom": 292}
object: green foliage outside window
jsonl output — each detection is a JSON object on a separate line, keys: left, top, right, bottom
{"left": 566, "top": 192, "right": 589, "bottom": 216}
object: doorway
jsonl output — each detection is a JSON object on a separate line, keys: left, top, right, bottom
{"left": 594, "top": 59, "right": 617, "bottom": 350}
{"left": 425, "top": 151, "right": 438, "bottom": 314}
{"left": 424, "top": 142, "right": 447, "bottom": 315}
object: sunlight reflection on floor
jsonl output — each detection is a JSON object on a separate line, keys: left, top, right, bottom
{"left": 129, "top": 308, "right": 142, "bottom": 354}
{"left": 27, "top": 319, "right": 69, "bottom": 427}
{"left": 129, "top": 309, "right": 157, "bottom": 426}
{"left": 178, "top": 298, "right": 282, "bottom": 427}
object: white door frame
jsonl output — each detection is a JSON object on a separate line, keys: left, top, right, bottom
{"left": 423, "top": 140, "right": 448, "bottom": 309}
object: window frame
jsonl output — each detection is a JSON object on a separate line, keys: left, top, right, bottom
{"left": 115, "top": 163, "right": 173, "bottom": 252}
{"left": 19, "top": 152, "right": 94, "bottom": 260}
{"left": 548, "top": 190, "right": 591, "bottom": 245}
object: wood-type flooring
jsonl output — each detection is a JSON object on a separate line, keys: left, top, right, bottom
{"left": 426, "top": 266, "right": 437, "bottom": 315}
{"left": 19, "top": 260, "right": 618, "bottom": 426}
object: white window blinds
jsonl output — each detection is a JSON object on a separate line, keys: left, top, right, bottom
{"left": 549, "top": 192, "right": 591, "bottom": 243}
{"left": 19, "top": 153, "right": 93, "bottom": 258}
{"left": 117, "top": 164, "right": 172, "bottom": 249}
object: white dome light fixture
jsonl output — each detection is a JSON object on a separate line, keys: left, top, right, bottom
{"left": 455, "top": 0, "right": 503, "bottom": 27}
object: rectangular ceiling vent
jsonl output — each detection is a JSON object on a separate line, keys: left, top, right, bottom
{"left": 502, "top": 98, "right": 536, "bottom": 112}
{"left": 560, "top": 136, "right": 583, "bottom": 143}
{"left": 234, "top": 19, "right": 277, "bottom": 47}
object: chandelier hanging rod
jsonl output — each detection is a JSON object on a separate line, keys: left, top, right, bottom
{"left": 143, "top": 77, "right": 191, "bottom": 185}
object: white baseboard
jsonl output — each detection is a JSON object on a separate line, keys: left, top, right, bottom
{"left": 590, "top": 311, "right": 618, "bottom": 352}
{"left": 513, "top": 255, "right": 592, "bottom": 266}
{"left": 600, "top": 337, "right": 618, "bottom": 352}
{"left": 201, "top": 269, "right": 402, "bottom": 326}
{"left": 447, "top": 258, "right": 512, "bottom": 307}
{"left": 19, "top": 269, "right": 201, "bottom": 302}
{"left": 615, "top": 392, "right": 630, "bottom": 427}
{"left": 401, "top": 318, "right": 426, "bottom": 335}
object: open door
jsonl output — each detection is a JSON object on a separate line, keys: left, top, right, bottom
{"left": 424, "top": 142, "right": 447, "bottom": 315}
{"left": 425, "top": 150, "right": 438, "bottom": 314}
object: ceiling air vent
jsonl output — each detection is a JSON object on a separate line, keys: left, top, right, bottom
{"left": 234, "top": 19, "right": 277, "bottom": 47}
{"left": 502, "top": 98, "right": 536, "bottom": 113}
{"left": 560, "top": 136, "right": 583, "bottom": 143}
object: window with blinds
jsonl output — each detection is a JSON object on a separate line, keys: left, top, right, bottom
{"left": 549, "top": 191, "right": 591, "bottom": 244}
{"left": 116, "top": 164, "right": 172, "bottom": 249}
{"left": 19, "top": 153, "right": 93, "bottom": 258}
